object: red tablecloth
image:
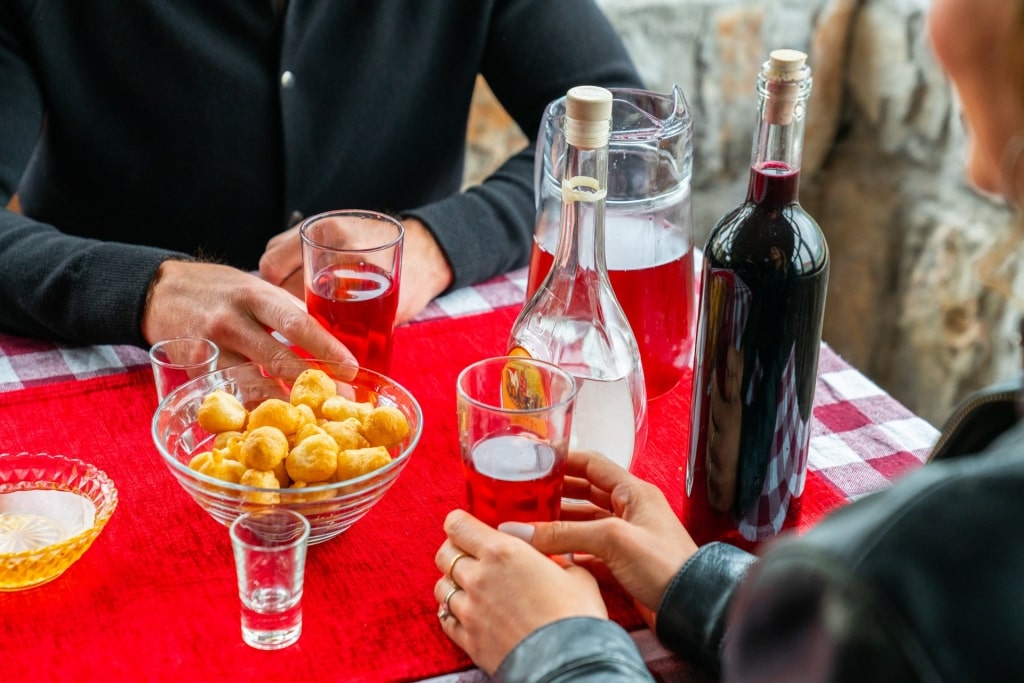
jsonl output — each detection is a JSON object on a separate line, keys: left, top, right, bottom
{"left": 0, "top": 300, "right": 937, "bottom": 682}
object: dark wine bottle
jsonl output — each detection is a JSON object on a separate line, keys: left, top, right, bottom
{"left": 685, "top": 49, "right": 829, "bottom": 547}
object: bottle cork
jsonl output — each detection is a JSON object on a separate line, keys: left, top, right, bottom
{"left": 763, "top": 49, "right": 810, "bottom": 126}
{"left": 564, "top": 85, "right": 612, "bottom": 150}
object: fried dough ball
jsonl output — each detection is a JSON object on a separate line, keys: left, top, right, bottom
{"left": 188, "top": 450, "right": 215, "bottom": 471}
{"left": 286, "top": 433, "right": 339, "bottom": 483}
{"left": 289, "top": 481, "right": 334, "bottom": 503}
{"left": 322, "top": 418, "right": 370, "bottom": 451}
{"left": 289, "top": 369, "right": 337, "bottom": 413}
{"left": 197, "top": 390, "right": 248, "bottom": 433}
{"left": 247, "top": 398, "right": 303, "bottom": 435}
{"left": 240, "top": 425, "right": 290, "bottom": 471}
{"left": 272, "top": 459, "right": 291, "bottom": 488}
{"left": 291, "top": 422, "right": 327, "bottom": 448}
{"left": 295, "top": 403, "right": 317, "bottom": 428}
{"left": 187, "top": 450, "right": 247, "bottom": 483}
{"left": 213, "top": 430, "right": 245, "bottom": 453}
{"left": 239, "top": 468, "right": 281, "bottom": 505}
{"left": 335, "top": 446, "right": 392, "bottom": 482}
{"left": 360, "top": 405, "right": 410, "bottom": 449}
{"left": 321, "top": 395, "right": 373, "bottom": 423}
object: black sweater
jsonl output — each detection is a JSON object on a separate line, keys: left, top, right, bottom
{"left": 0, "top": 0, "right": 642, "bottom": 346}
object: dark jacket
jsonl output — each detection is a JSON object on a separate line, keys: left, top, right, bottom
{"left": 0, "top": 0, "right": 641, "bottom": 346}
{"left": 496, "top": 377, "right": 1024, "bottom": 682}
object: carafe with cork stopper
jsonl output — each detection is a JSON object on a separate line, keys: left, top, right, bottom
{"left": 686, "top": 49, "right": 829, "bottom": 546}
{"left": 508, "top": 85, "right": 648, "bottom": 473}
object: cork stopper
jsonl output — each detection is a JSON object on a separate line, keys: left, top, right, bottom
{"left": 762, "top": 49, "right": 811, "bottom": 126}
{"left": 766, "top": 49, "right": 809, "bottom": 81}
{"left": 564, "top": 85, "right": 612, "bottom": 149}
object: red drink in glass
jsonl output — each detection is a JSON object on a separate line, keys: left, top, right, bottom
{"left": 464, "top": 433, "right": 564, "bottom": 527}
{"left": 526, "top": 225, "right": 696, "bottom": 400}
{"left": 305, "top": 263, "right": 398, "bottom": 374}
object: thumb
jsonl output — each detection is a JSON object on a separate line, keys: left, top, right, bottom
{"left": 499, "top": 519, "right": 613, "bottom": 559}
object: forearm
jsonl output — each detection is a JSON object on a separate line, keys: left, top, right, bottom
{"left": 404, "top": 152, "right": 534, "bottom": 292}
{"left": 0, "top": 212, "right": 184, "bottom": 346}
{"left": 494, "top": 617, "right": 654, "bottom": 683}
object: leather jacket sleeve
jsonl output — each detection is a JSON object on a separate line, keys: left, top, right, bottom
{"left": 494, "top": 617, "right": 655, "bottom": 683}
{"left": 655, "top": 542, "right": 757, "bottom": 674}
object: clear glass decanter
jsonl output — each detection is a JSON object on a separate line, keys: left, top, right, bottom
{"left": 508, "top": 85, "right": 647, "bottom": 471}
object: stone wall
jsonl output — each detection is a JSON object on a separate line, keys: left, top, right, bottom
{"left": 465, "top": 0, "right": 1023, "bottom": 426}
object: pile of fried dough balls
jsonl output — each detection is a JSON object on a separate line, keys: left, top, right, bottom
{"left": 187, "top": 368, "right": 410, "bottom": 503}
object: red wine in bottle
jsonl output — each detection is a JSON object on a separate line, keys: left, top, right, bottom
{"left": 686, "top": 50, "right": 829, "bottom": 547}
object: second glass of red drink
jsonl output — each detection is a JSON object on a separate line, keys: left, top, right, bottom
{"left": 300, "top": 210, "right": 404, "bottom": 375}
{"left": 456, "top": 356, "right": 578, "bottom": 527}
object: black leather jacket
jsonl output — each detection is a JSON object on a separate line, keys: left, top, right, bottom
{"left": 495, "top": 377, "right": 1024, "bottom": 682}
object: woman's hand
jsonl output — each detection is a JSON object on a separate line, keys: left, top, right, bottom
{"left": 257, "top": 217, "right": 452, "bottom": 325}
{"left": 506, "top": 450, "right": 698, "bottom": 627}
{"left": 434, "top": 509, "right": 607, "bottom": 675}
{"left": 141, "top": 259, "right": 357, "bottom": 372}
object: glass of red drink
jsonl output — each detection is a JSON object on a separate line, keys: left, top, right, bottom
{"left": 300, "top": 210, "right": 404, "bottom": 375}
{"left": 456, "top": 356, "right": 578, "bottom": 528}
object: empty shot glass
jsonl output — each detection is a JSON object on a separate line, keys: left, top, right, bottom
{"left": 229, "top": 508, "right": 311, "bottom": 650}
{"left": 149, "top": 336, "right": 219, "bottom": 402}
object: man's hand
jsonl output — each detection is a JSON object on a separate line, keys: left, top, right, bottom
{"left": 141, "top": 260, "right": 358, "bottom": 372}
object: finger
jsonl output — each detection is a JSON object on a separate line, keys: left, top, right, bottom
{"left": 561, "top": 476, "right": 613, "bottom": 510}
{"left": 442, "top": 509, "right": 505, "bottom": 562}
{"left": 433, "top": 576, "right": 461, "bottom": 604}
{"left": 433, "top": 577, "right": 467, "bottom": 624}
{"left": 434, "top": 541, "right": 474, "bottom": 582}
{"left": 248, "top": 292, "right": 358, "bottom": 373}
{"left": 566, "top": 450, "right": 638, "bottom": 493}
{"left": 559, "top": 502, "right": 614, "bottom": 522}
{"left": 502, "top": 516, "right": 624, "bottom": 560}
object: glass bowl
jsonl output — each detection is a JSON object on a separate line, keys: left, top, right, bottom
{"left": 151, "top": 360, "right": 423, "bottom": 545}
{"left": 0, "top": 452, "right": 118, "bottom": 591}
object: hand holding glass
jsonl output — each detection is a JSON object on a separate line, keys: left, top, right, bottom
{"left": 456, "top": 356, "right": 577, "bottom": 527}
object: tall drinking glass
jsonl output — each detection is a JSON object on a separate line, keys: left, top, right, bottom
{"left": 527, "top": 87, "right": 697, "bottom": 400}
{"left": 300, "top": 210, "right": 404, "bottom": 375}
{"left": 457, "top": 356, "right": 577, "bottom": 527}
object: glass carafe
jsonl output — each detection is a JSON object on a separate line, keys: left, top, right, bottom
{"left": 526, "top": 86, "right": 696, "bottom": 400}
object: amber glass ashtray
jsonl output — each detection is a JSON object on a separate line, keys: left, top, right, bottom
{"left": 0, "top": 453, "right": 118, "bottom": 591}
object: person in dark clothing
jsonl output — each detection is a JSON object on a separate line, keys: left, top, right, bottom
{"left": 0, "top": 1, "right": 643, "bottom": 367}
{"left": 432, "top": 1, "right": 1024, "bottom": 680}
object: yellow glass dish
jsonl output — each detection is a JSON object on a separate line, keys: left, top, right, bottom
{"left": 0, "top": 453, "right": 118, "bottom": 591}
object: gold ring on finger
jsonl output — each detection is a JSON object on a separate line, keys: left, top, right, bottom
{"left": 447, "top": 551, "right": 470, "bottom": 583}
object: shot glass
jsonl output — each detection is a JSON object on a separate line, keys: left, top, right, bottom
{"left": 229, "top": 508, "right": 311, "bottom": 650}
{"left": 149, "top": 336, "right": 219, "bottom": 402}
{"left": 300, "top": 210, "right": 404, "bottom": 375}
{"left": 456, "top": 356, "right": 577, "bottom": 527}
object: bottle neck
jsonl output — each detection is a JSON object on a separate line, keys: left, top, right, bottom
{"left": 745, "top": 74, "right": 811, "bottom": 205}
{"left": 553, "top": 138, "right": 609, "bottom": 274}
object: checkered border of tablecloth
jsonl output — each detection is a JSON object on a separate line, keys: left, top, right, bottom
{"left": 0, "top": 270, "right": 530, "bottom": 393}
